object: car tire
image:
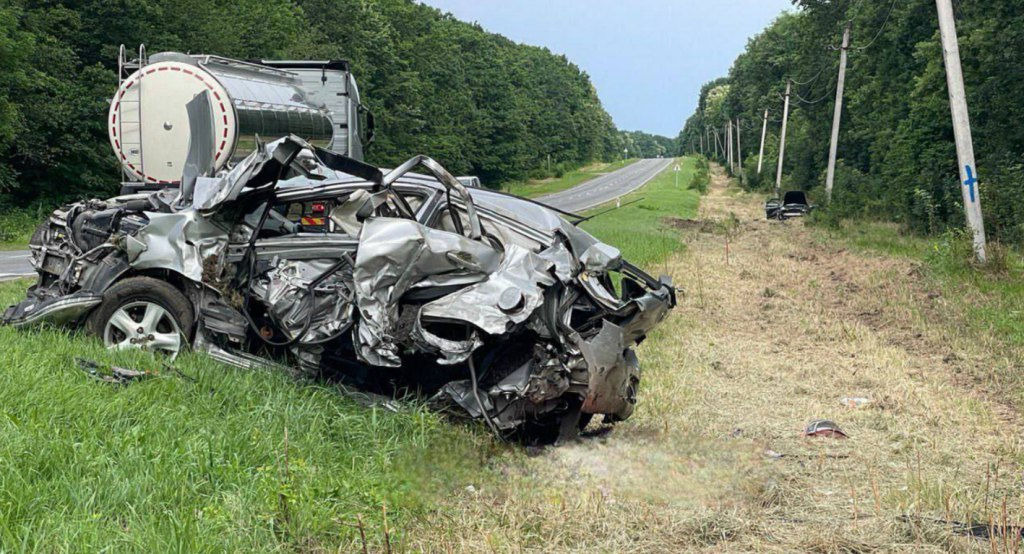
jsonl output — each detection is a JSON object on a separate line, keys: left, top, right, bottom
{"left": 85, "top": 277, "right": 195, "bottom": 358}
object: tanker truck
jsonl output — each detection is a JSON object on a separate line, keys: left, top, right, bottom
{"left": 110, "top": 45, "right": 374, "bottom": 194}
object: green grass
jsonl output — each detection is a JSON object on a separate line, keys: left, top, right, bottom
{"left": 0, "top": 159, "right": 699, "bottom": 550}
{"left": 811, "top": 220, "right": 1024, "bottom": 348}
{"left": 0, "top": 208, "right": 46, "bottom": 250}
{"left": 580, "top": 157, "right": 700, "bottom": 268}
{"left": 0, "top": 280, "right": 493, "bottom": 551}
{"left": 504, "top": 158, "right": 638, "bottom": 198}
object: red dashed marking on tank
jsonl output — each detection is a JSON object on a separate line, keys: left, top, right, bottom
{"left": 113, "top": 63, "right": 232, "bottom": 183}
{"left": 111, "top": 112, "right": 117, "bottom": 124}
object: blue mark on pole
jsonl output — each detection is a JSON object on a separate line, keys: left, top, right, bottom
{"left": 963, "top": 165, "right": 978, "bottom": 203}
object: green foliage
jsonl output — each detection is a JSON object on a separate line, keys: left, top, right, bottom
{"left": 0, "top": 0, "right": 654, "bottom": 205}
{"left": 0, "top": 207, "right": 41, "bottom": 248}
{"left": 680, "top": 0, "right": 1024, "bottom": 244}
{"left": 690, "top": 156, "right": 710, "bottom": 194}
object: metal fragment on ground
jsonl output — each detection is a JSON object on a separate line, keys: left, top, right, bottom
{"left": 803, "top": 419, "right": 848, "bottom": 439}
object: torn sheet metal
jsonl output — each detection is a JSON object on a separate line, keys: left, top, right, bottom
{"left": 352, "top": 217, "right": 500, "bottom": 367}
{"left": 418, "top": 243, "right": 555, "bottom": 336}
{"left": 250, "top": 259, "right": 354, "bottom": 344}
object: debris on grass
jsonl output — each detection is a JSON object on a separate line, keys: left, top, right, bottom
{"left": 76, "top": 358, "right": 155, "bottom": 384}
{"left": 803, "top": 419, "right": 848, "bottom": 439}
{"left": 839, "top": 396, "right": 872, "bottom": 408}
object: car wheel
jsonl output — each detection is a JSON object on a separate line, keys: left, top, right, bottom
{"left": 85, "top": 277, "right": 194, "bottom": 359}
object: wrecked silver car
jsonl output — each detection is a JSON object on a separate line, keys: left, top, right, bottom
{"left": 2, "top": 134, "right": 675, "bottom": 442}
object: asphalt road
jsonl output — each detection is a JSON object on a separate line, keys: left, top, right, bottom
{"left": 0, "top": 158, "right": 673, "bottom": 281}
{"left": 536, "top": 157, "right": 674, "bottom": 213}
{"left": 0, "top": 250, "right": 32, "bottom": 281}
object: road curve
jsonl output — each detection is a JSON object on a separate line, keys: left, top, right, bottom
{"left": 536, "top": 157, "right": 674, "bottom": 213}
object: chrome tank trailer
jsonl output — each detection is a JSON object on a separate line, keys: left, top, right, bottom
{"left": 109, "top": 49, "right": 343, "bottom": 186}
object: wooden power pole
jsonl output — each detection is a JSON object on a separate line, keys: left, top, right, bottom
{"left": 825, "top": 22, "right": 851, "bottom": 204}
{"left": 936, "top": 0, "right": 987, "bottom": 262}
{"left": 775, "top": 81, "right": 792, "bottom": 198}
{"left": 757, "top": 109, "right": 768, "bottom": 174}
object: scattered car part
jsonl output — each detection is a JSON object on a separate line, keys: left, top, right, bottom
{"left": 3, "top": 135, "right": 675, "bottom": 443}
{"left": 803, "top": 419, "right": 848, "bottom": 439}
{"left": 839, "top": 396, "right": 871, "bottom": 408}
{"left": 77, "top": 358, "right": 153, "bottom": 384}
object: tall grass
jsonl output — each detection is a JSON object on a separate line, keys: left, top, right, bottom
{"left": 811, "top": 219, "right": 1024, "bottom": 350}
{"left": 0, "top": 207, "right": 45, "bottom": 250}
{"left": 0, "top": 279, "right": 493, "bottom": 551}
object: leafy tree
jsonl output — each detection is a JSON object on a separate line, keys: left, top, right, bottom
{"left": 681, "top": 0, "right": 1024, "bottom": 244}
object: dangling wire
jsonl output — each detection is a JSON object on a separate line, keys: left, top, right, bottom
{"left": 852, "top": 0, "right": 899, "bottom": 52}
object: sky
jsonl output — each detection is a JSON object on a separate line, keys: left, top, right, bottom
{"left": 419, "top": 0, "right": 793, "bottom": 137}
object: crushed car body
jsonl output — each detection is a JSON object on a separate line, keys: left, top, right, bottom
{"left": 2, "top": 132, "right": 675, "bottom": 442}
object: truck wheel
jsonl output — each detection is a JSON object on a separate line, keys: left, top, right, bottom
{"left": 85, "top": 277, "right": 194, "bottom": 359}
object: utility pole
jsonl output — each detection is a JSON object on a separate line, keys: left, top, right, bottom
{"left": 775, "top": 81, "right": 792, "bottom": 198}
{"left": 735, "top": 117, "right": 742, "bottom": 177}
{"left": 757, "top": 109, "right": 768, "bottom": 174}
{"left": 725, "top": 122, "right": 732, "bottom": 172}
{"left": 936, "top": 0, "right": 987, "bottom": 262}
{"left": 730, "top": 121, "right": 736, "bottom": 172}
{"left": 825, "top": 22, "right": 852, "bottom": 204}
{"left": 713, "top": 128, "right": 721, "bottom": 159}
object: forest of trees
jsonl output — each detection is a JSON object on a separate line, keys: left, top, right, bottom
{"left": 0, "top": 0, "right": 671, "bottom": 205}
{"left": 679, "top": 0, "right": 1024, "bottom": 245}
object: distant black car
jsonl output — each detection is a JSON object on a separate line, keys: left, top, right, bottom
{"left": 765, "top": 190, "right": 813, "bottom": 220}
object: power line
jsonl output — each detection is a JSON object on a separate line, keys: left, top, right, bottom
{"left": 792, "top": 80, "right": 837, "bottom": 105}
{"left": 852, "top": 0, "right": 899, "bottom": 51}
{"left": 790, "top": 61, "right": 829, "bottom": 86}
